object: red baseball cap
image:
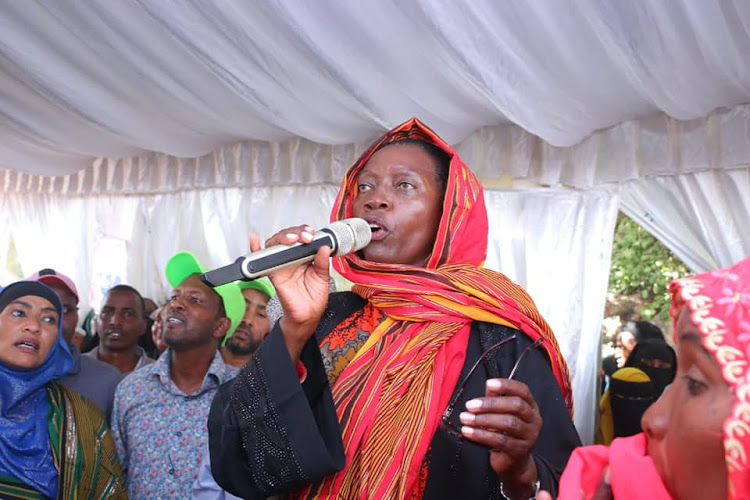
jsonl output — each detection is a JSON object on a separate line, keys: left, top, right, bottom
{"left": 26, "top": 268, "right": 80, "bottom": 301}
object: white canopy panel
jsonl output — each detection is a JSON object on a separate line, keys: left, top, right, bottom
{"left": 2, "top": 0, "right": 750, "bottom": 176}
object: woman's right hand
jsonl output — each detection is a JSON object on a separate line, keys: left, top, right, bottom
{"left": 250, "top": 226, "right": 332, "bottom": 361}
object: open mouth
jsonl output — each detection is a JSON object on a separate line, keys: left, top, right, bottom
{"left": 165, "top": 314, "right": 185, "bottom": 328}
{"left": 15, "top": 340, "right": 39, "bottom": 351}
{"left": 232, "top": 328, "right": 251, "bottom": 340}
{"left": 366, "top": 218, "right": 388, "bottom": 241}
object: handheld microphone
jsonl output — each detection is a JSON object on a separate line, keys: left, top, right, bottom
{"left": 201, "top": 218, "right": 372, "bottom": 287}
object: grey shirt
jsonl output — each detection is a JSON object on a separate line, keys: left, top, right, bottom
{"left": 60, "top": 344, "right": 123, "bottom": 421}
{"left": 85, "top": 345, "right": 155, "bottom": 372}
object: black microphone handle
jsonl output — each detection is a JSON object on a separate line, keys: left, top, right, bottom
{"left": 200, "top": 218, "right": 371, "bottom": 288}
{"left": 240, "top": 229, "right": 337, "bottom": 279}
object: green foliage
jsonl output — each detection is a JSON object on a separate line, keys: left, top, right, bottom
{"left": 609, "top": 213, "right": 691, "bottom": 323}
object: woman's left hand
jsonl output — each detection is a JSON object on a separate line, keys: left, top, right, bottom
{"left": 459, "top": 378, "right": 542, "bottom": 494}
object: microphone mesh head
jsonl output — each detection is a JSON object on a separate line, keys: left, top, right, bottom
{"left": 330, "top": 218, "right": 372, "bottom": 256}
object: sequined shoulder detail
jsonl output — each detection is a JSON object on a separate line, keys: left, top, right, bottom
{"left": 230, "top": 356, "right": 309, "bottom": 493}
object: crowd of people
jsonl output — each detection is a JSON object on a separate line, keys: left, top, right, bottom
{"left": 0, "top": 118, "right": 747, "bottom": 499}
{"left": 0, "top": 256, "right": 277, "bottom": 499}
{"left": 597, "top": 320, "right": 677, "bottom": 445}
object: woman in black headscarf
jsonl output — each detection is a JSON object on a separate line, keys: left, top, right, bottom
{"left": 625, "top": 339, "right": 676, "bottom": 398}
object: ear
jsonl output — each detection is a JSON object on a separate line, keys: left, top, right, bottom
{"left": 212, "top": 317, "right": 231, "bottom": 340}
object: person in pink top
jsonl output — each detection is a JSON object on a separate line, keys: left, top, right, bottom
{"left": 541, "top": 256, "right": 750, "bottom": 500}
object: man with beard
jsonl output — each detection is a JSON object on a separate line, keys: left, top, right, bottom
{"left": 219, "top": 278, "right": 275, "bottom": 368}
{"left": 87, "top": 285, "right": 154, "bottom": 373}
{"left": 111, "top": 252, "right": 243, "bottom": 500}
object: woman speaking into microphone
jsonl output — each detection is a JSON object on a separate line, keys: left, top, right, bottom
{"left": 208, "top": 118, "right": 580, "bottom": 499}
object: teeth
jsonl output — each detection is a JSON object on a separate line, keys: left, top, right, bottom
{"left": 168, "top": 317, "right": 183, "bottom": 324}
{"left": 19, "top": 342, "right": 37, "bottom": 349}
{"left": 369, "top": 224, "right": 380, "bottom": 231}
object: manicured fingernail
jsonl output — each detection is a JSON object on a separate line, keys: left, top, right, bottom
{"left": 487, "top": 379, "right": 502, "bottom": 390}
{"left": 465, "top": 399, "right": 482, "bottom": 410}
{"left": 459, "top": 411, "right": 475, "bottom": 424}
{"left": 285, "top": 233, "right": 299, "bottom": 240}
{"left": 461, "top": 426, "right": 474, "bottom": 436}
{"left": 301, "top": 231, "right": 314, "bottom": 240}
{"left": 303, "top": 226, "right": 314, "bottom": 233}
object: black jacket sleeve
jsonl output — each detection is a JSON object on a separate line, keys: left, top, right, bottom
{"left": 208, "top": 293, "right": 366, "bottom": 499}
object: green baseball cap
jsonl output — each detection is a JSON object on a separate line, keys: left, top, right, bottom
{"left": 237, "top": 277, "right": 276, "bottom": 299}
{"left": 165, "top": 251, "right": 244, "bottom": 339}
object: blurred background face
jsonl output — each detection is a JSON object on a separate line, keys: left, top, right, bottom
{"left": 96, "top": 289, "right": 147, "bottom": 352}
{"left": 143, "top": 298, "right": 158, "bottom": 318}
{"left": 615, "top": 330, "right": 636, "bottom": 368}
{"left": 150, "top": 306, "right": 167, "bottom": 354}
{"left": 0, "top": 295, "right": 60, "bottom": 370}
{"left": 641, "top": 308, "right": 733, "bottom": 500}
{"left": 225, "top": 288, "right": 270, "bottom": 356}
{"left": 45, "top": 283, "right": 78, "bottom": 345}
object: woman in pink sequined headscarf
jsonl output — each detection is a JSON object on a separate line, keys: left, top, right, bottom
{"left": 645, "top": 255, "right": 750, "bottom": 499}
{"left": 542, "top": 256, "right": 750, "bottom": 500}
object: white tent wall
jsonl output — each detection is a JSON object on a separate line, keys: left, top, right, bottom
{"left": 1, "top": 185, "right": 340, "bottom": 305}
{"left": 620, "top": 167, "right": 750, "bottom": 273}
{"left": 1, "top": 182, "right": 618, "bottom": 444}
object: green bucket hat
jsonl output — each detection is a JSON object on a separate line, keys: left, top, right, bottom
{"left": 165, "top": 251, "right": 244, "bottom": 340}
{"left": 237, "top": 277, "right": 276, "bottom": 299}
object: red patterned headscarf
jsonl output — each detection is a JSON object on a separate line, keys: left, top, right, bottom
{"left": 670, "top": 256, "right": 750, "bottom": 500}
{"left": 303, "top": 118, "right": 571, "bottom": 498}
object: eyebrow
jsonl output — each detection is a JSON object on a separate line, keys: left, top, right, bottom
{"left": 678, "top": 332, "right": 714, "bottom": 359}
{"left": 173, "top": 288, "right": 207, "bottom": 296}
{"left": 9, "top": 299, "right": 57, "bottom": 314}
{"left": 244, "top": 298, "right": 267, "bottom": 309}
{"left": 104, "top": 306, "right": 137, "bottom": 312}
{"left": 359, "top": 167, "right": 423, "bottom": 179}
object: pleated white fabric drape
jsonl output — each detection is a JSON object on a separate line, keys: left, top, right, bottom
{"left": 3, "top": 0, "right": 750, "bottom": 176}
{"left": 620, "top": 167, "right": 750, "bottom": 273}
{"left": 0, "top": 185, "right": 340, "bottom": 304}
{"left": 4, "top": 103, "right": 750, "bottom": 193}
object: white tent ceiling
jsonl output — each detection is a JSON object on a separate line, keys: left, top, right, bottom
{"left": 2, "top": 0, "right": 750, "bottom": 177}
{"left": 2, "top": 0, "right": 749, "bottom": 443}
